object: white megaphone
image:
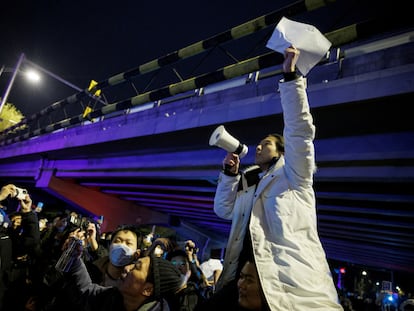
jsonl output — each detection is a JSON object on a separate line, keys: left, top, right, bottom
{"left": 209, "top": 125, "right": 248, "bottom": 158}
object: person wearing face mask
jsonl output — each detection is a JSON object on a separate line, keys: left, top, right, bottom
{"left": 35, "top": 224, "right": 143, "bottom": 311}
{"left": 89, "top": 224, "right": 142, "bottom": 287}
{"left": 66, "top": 252, "right": 183, "bottom": 311}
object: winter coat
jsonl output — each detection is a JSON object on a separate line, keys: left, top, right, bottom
{"left": 214, "top": 77, "right": 343, "bottom": 311}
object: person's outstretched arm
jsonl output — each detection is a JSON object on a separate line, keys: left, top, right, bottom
{"left": 280, "top": 47, "right": 316, "bottom": 189}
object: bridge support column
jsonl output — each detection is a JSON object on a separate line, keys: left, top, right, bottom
{"left": 36, "top": 170, "right": 169, "bottom": 232}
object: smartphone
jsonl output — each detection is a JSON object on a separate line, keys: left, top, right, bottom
{"left": 35, "top": 202, "right": 44, "bottom": 213}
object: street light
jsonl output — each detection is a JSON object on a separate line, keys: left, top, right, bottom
{"left": 0, "top": 65, "right": 40, "bottom": 83}
{"left": 0, "top": 52, "right": 84, "bottom": 116}
{"left": 24, "top": 69, "right": 41, "bottom": 82}
{"left": 0, "top": 63, "right": 41, "bottom": 125}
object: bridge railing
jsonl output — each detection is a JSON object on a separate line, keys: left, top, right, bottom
{"left": 0, "top": 0, "right": 412, "bottom": 145}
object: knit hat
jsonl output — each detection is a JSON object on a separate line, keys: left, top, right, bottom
{"left": 149, "top": 254, "right": 182, "bottom": 299}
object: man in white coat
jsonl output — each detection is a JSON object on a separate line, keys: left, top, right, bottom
{"left": 212, "top": 47, "right": 343, "bottom": 310}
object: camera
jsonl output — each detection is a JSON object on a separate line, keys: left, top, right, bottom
{"left": 15, "top": 187, "right": 28, "bottom": 200}
{"left": 185, "top": 241, "right": 199, "bottom": 254}
{"left": 69, "top": 214, "right": 92, "bottom": 232}
{"left": 80, "top": 218, "right": 91, "bottom": 231}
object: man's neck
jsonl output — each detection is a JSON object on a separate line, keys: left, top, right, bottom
{"left": 258, "top": 163, "right": 269, "bottom": 172}
{"left": 122, "top": 293, "right": 147, "bottom": 311}
{"left": 258, "top": 157, "right": 279, "bottom": 172}
{"left": 107, "top": 263, "right": 122, "bottom": 280}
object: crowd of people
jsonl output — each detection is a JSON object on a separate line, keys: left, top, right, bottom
{"left": 0, "top": 183, "right": 225, "bottom": 311}
{"left": 0, "top": 46, "right": 350, "bottom": 311}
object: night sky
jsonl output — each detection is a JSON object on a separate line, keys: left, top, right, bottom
{"left": 1, "top": 0, "right": 282, "bottom": 115}
{"left": 0, "top": 0, "right": 399, "bottom": 116}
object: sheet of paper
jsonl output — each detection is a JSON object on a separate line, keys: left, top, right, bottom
{"left": 266, "top": 17, "right": 332, "bottom": 76}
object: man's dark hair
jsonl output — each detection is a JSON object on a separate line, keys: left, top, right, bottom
{"left": 268, "top": 133, "right": 284, "bottom": 153}
{"left": 111, "top": 224, "right": 143, "bottom": 249}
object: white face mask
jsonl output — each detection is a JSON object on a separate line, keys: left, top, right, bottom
{"left": 153, "top": 245, "right": 164, "bottom": 257}
{"left": 109, "top": 244, "right": 135, "bottom": 267}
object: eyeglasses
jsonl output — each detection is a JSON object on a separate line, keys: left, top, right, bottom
{"left": 171, "top": 260, "right": 186, "bottom": 267}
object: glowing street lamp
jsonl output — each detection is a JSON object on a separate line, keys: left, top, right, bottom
{"left": 0, "top": 66, "right": 40, "bottom": 84}
{"left": 0, "top": 52, "right": 84, "bottom": 116}
{"left": 24, "top": 69, "right": 41, "bottom": 82}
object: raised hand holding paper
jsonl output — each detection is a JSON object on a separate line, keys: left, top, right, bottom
{"left": 266, "top": 17, "right": 332, "bottom": 75}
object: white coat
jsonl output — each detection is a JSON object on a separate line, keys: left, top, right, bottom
{"left": 214, "top": 77, "right": 343, "bottom": 310}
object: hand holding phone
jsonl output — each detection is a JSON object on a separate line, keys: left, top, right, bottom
{"left": 15, "top": 187, "right": 28, "bottom": 201}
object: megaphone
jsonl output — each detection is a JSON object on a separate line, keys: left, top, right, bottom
{"left": 209, "top": 125, "right": 248, "bottom": 158}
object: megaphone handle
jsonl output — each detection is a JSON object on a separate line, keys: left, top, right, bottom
{"left": 224, "top": 164, "right": 238, "bottom": 176}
